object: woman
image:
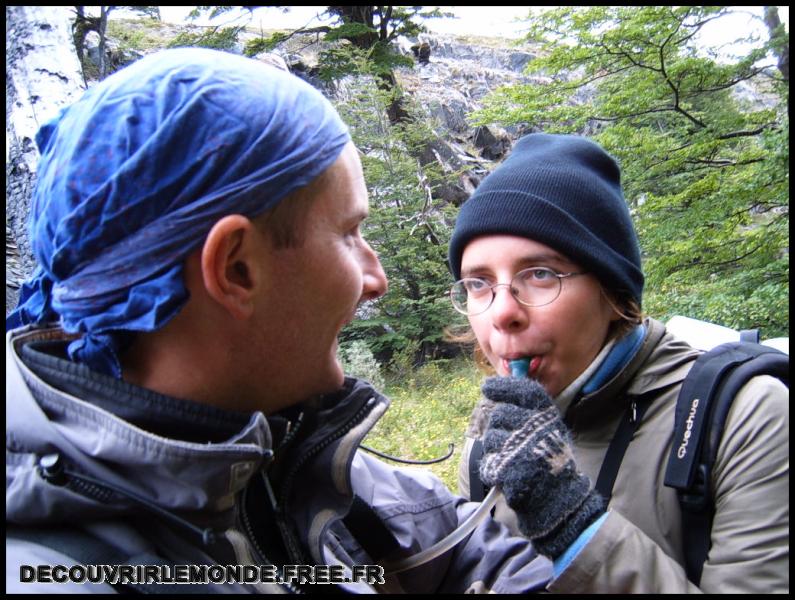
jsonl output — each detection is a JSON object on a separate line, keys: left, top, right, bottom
{"left": 448, "top": 133, "right": 788, "bottom": 593}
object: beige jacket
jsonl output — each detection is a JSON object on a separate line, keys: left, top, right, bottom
{"left": 459, "top": 318, "right": 789, "bottom": 593}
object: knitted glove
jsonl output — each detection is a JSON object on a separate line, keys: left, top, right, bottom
{"left": 479, "top": 376, "right": 606, "bottom": 558}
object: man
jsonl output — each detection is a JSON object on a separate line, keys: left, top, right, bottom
{"left": 6, "top": 48, "right": 551, "bottom": 593}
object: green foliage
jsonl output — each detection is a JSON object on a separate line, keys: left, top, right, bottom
{"left": 473, "top": 6, "right": 789, "bottom": 337}
{"left": 339, "top": 340, "right": 386, "bottom": 390}
{"left": 324, "top": 21, "right": 377, "bottom": 42}
{"left": 244, "top": 32, "right": 288, "bottom": 56}
{"left": 167, "top": 26, "right": 242, "bottom": 50}
{"left": 317, "top": 40, "right": 413, "bottom": 83}
{"left": 334, "top": 47, "right": 461, "bottom": 364}
{"left": 364, "top": 357, "right": 482, "bottom": 490}
{"left": 241, "top": 6, "right": 452, "bottom": 81}
{"left": 186, "top": 6, "right": 238, "bottom": 21}
{"left": 165, "top": 5, "right": 253, "bottom": 50}
{"left": 105, "top": 19, "right": 171, "bottom": 52}
{"left": 326, "top": 5, "right": 453, "bottom": 43}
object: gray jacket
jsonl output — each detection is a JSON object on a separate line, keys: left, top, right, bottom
{"left": 6, "top": 325, "right": 551, "bottom": 594}
{"left": 459, "top": 317, "right": 789, "bottom": 593}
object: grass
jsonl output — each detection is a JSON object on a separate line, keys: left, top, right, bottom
{"left": 361, "top": 357, "right": 485, "bottom": 492}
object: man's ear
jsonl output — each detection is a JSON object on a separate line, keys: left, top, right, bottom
{"left": 200, "top": 214, "right": 261, "bottom": 320}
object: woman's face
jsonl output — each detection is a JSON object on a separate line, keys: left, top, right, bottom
{"left": 461, "top": 234, "right": 620, "bottom": 397}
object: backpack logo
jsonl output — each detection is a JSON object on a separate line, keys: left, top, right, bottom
{"left": 676, "top": 398, "right": 700, "bottom": 459}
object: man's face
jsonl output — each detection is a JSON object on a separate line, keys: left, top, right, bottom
{"left": 244, "top": 143, "right": 387, "bottom": 412}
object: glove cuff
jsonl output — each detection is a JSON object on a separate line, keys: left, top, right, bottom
{"left": 525, "top": 489, "right": 607, "bottom": 559}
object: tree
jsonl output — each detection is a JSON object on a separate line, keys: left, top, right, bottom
{"left": 763, "top": 5, "right": 789, "bottom": 84}
{"left": 73, "top": 6, "right": 160, "bottom": 81}
{"left": 333, "top": 48, "right": 462, "bottom": 367}
{"left": 473, "top": 6, "right": 789, "bottom": 336}
{"left": 167, "top": 6, "right": 248, "bottom": 51}
{"left": 7, "top": 6, "right": 86, "bottom": 311}
{"left": 248, "top": 6, "right": 448, "bottom": 76}
{"left": 240, "top": 6, "right": 449, "bottom": 123}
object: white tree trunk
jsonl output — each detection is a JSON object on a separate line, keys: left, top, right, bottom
{"left": 6, "top": 6, "right": 85, "bottom": 310}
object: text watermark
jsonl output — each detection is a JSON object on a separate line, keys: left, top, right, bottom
{"left": 20, "top": 563, "right": 385, "bottom": 586}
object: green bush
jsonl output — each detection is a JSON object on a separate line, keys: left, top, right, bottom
{"left": 339, "top": 340, "right": 385, "bottom": 390}
{"left": 106, "top": 20, "right": 167, "bottom": 52}
{"left": 363, "top": 357, "right": 482, "bottom": 490}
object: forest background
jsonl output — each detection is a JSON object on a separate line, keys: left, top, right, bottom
{"left": 5, "top": 6, "right": 789, "bottom": 488}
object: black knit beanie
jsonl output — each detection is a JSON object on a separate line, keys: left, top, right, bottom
{"left": 448, "top": 133, "right": 644, "bottom": 306}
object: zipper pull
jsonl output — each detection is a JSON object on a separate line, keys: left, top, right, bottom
{"left": 38, "top": 453, "right": 218, "bottom": 547}
{"left": 630, "top": 400, "right": 638, "bottom": 423}
{"left": 38, "top": 454, "right": 67, "bottom": 486}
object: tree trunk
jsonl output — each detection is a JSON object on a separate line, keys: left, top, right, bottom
{"left": 763, "top": 6, "right": 789, "bottom": 83}
{"left": 6, "top": 6, "right": 85, "bottom": 312}
{"left": 98, "top": 6, "right": 109, "bottom": 79}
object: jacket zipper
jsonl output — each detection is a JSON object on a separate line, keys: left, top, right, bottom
{"left": 274, "top": 395, "right": 378, "bottom": 566}
{"left": 37, "top": 453, "right": 296, "bottom": 592}
{"left": 237, "top": 486, "right": 302, "bottom": 594}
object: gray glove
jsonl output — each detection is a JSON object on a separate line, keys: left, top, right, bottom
{"left": 479, "top": 376, "right": 606, "bottom": 558}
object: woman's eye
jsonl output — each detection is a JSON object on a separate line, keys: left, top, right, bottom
{"left": 516, "top": 268, "right": 556, "bottom": 285}
{"left": 464, "top": 279, "right": 489, "bottom": 293}
{"left": 531, "top": 268, "right": 552, "bottom": 279}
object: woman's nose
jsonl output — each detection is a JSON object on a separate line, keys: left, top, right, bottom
{"left": 489, "top": 284, "right": 529, "bottom": 331}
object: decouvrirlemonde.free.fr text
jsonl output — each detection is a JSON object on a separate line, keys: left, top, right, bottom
{"left": 20, "top": 563, "right": 386, "bottom": 586}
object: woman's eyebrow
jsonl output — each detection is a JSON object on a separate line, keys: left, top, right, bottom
{"left": 460, "top": 253, "right": 569, "bottom": 278}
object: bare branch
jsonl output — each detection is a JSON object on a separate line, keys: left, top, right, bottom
{"left": 683, "top": 157, "right": 766, "bottom": 168}
{"left": 717, "top": 125, "right": 774, "bottom": 140}
{"left": 590, "top": 106, "right": 680, "bottom": 121}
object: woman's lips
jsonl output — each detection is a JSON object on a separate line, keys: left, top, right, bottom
{"left": 502, "top": 355, "right": 542, "bottom": 377}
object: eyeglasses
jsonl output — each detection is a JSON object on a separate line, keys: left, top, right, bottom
{"left": 450, "top": 267, "right": 586, "bottom": 316}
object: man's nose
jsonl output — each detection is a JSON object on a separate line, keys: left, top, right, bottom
{"left": 361, "top": 240, "right": 388, "bottom": 301}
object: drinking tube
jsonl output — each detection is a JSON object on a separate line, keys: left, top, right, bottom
{"left": 383, "top": 358, "right": 529, "bottom": 573}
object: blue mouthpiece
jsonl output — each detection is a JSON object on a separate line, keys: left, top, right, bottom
{"left": 509, "top": 358, "right": 530, "bottom": 378}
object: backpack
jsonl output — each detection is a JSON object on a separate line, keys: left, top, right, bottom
{"left": 596, "top": 337, "right": 788, "bottom": 585}
{"left": 667, "top": 340, "right": 788, "bottom": 580}
{"left": 468, "top": 326, "right": 789, "bottom": 585}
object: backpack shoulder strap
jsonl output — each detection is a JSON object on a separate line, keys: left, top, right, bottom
{"left": 665, "top": 342, "right": 789, "bottom": 491}
{"left": 664, "top": 341, "right": 789, "bottom": 585}
{"left": 468, "top": 438, "right": 488, "bottom": 502}
{"left": 594, "top": 391, "right": 657, "bottom": 502}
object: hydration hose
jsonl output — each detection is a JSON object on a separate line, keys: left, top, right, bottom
{"left": 360, "top": 443, "right": 455, "bottom": 465}
{"left": 383, "top": 358, "right": 530, "bottom": 574}
{"left": 383, "top": 486, "right": 501, "bottom": 573}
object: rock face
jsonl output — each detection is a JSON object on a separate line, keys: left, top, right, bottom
{"left": 6, "top": 19, "right": 542, "bottom": 308}
{"left": 389, "top": 33, "right": 542, "bottom": 204}
{"left": 6, "top": 6, "right": 86, "bottom": 312}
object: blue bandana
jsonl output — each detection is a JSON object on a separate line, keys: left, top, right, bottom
{"left": 7, "top": 48, "right": 351, "bottom": 378}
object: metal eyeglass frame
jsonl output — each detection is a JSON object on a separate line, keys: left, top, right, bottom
{"left": 450, "top": 267, "right": 586, "bottom": 316}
